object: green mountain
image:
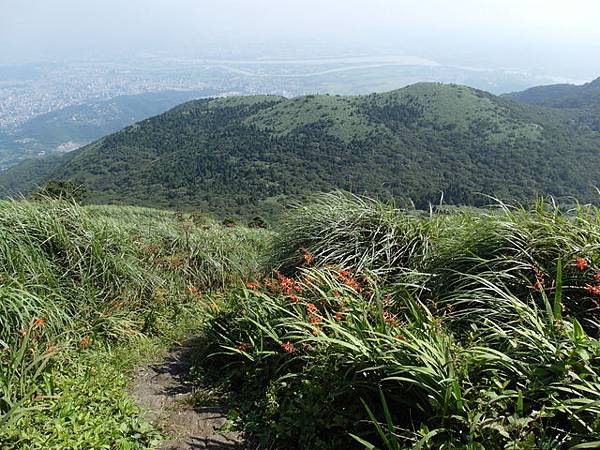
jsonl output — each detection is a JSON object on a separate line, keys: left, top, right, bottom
{"left": 505, "top": 77, "right": 600, "bottom": 131}
{"left": 2, "top": 82, "right": 600, "bottom": 217}
{"left": 0, "top": 89, "right": 218, "bottom": 170}
{"left": 506, "top": 77, "right": 600, "bottom": 107}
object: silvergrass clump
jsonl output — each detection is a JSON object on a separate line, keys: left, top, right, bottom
{"left": 270, "top": 192, "right": 434, "bottom": 277}
{"left": 199, "top": 194, "right": 600, "bottom": 449}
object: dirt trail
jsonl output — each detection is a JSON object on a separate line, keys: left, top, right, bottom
{"left": 131, "top": 340, "right": 244, "bottom": 450}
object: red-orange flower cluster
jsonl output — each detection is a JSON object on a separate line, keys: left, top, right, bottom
{"left": 236, "top": 343, "right": 251, "bottom": 351}
{"left": 33, "top": 318, "right": 45, "bottom": 329}
{"left": 246, "top": 282, "right": 259, "bottom": 290}
{"left": 337, "top": 270, "right": 352, "bottom": 279}
{"left": 309, "top": 315, "right": 323, "bottom": 325}
{"left": 302, "top": 250, "right": 314, "bottom": 266}
{"left": 279, "top": 276, "right": 301, "bottom": 295}
{"left": 304, "top": 302, "right": 324, "bottom": 327}
{"left": 336, "top": 269, "right": 363, "bottom": 292}
{"left": 79, "top": 336, "right": 90, "bottom": 347}
{"left": 586, "top": 284, "right": 600, "bottom": 295}
{"left": 576, "top": 257, "right": 589, "bottom": 271}
{"left": 281, "top": 341, "right": 295, "bottom": 353}
{"left": 531, "top": 266, "right": 545, "bottom": 291}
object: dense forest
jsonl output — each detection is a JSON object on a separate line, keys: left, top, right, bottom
{"left": 1, "top": 82, "right": 599, "bottom": 219}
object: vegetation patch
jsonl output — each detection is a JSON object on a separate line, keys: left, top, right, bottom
{"left": 196, "top": 193, "right": 600, "bottom": 449}
{"left": 0, "top": 198, "right": 269, "bottom": 448}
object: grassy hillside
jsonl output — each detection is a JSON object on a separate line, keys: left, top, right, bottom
{"left": 0, "top": 199, "right": 270, "bottom": 447}
{"left": 197, "top": 193, "right": 600, "bottom": 449}
{"left": 506, "top": 77, "right": 600, "bottom": 108}
{"left": 2, "top": 194, "right": 600, "bottom": 448}
{"left": 1, "top": 83, "right": 600, "bottom": 218}
{"left": 506, "top": 77, "right": 600, "bottom": 131}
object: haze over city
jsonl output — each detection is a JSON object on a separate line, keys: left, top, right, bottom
{"left": 2, "top": 0, "right": 600, "bottom": 81}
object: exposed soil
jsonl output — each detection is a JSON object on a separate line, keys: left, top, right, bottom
{"left": 132, "top": 340, "right": 244, "bottom": 450}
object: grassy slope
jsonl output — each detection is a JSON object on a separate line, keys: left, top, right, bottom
{"left": 505, "top": 77, "right": 600, "bottom": 108}
{"left": 2, "top": 83, "right": 599, "bottom": 218}
{"left": 505, "top": 77, "right": 600, "bottom": 132}
{"left": 197, "top": 193, "right": 600, "bottom": 449}
{"left": 2, "top": 194, "right": 600, "bottom": 449}
{"left": 0, "top": 200, "right": 270, "bottom": 448}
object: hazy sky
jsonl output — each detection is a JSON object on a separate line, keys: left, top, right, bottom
{"left": 2, "top": 0, "right": 600, "bottom": 80}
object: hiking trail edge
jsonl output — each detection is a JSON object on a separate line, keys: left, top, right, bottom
{"left": 131, "top": 339, "right": 244, "bottom": 450}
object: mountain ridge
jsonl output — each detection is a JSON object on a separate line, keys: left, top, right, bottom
{"left": 2, "top": 82, "right": 599, "bottom": 218}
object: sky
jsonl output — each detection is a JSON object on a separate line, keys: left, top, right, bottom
{"left": 2, "top": 0, "right": 600, "bottom": 80}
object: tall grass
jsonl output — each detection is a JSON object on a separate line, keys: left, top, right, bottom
{"left": 0, "top": 198, "right": 270, "bottom": 429}
{"left": 198, "top": 193, "right": 600, "bottom": 449}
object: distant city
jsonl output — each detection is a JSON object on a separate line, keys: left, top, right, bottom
{"left": 0, "top": 52, "right": 579, "bottom": 131}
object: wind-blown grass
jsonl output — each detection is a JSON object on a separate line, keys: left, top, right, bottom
{"left": 198, "top": 193, "right": 600, "bottom": 449}
{"left": 0, "top": 198, "right": 270, "bottom": 435}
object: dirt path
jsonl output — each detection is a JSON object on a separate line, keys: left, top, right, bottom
{"left": 131, "top": 340, "right": 244, "bottom": 450}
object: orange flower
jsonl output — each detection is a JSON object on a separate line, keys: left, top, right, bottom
{"left": 302, "top": 250, "right": 314, "bottom": 266}
{"left": 236, "top": 343, "right": 251, "bottom": 351}
{"left": 309, "top": 315, "right": 323, "bottom": 325}
{"left": 532, "top": 280, "right": 544, "bottom": 291}
{"left": 33, "top": 318, "right": 45, "bottom": 329}
{"left": 79, "top": 336, "right": 90, "bottom": 347}
{"left": 594, "top": 272, "right": 600, "bottom": 282}
{"left": 586, "top": 284, "right": 600, "bottom": 295}
{"left": 246, "top": 282, "right": 259, "bottom": 290}
{"left": 279, "top": 276, "right": 299, "bottom": 295}
{"left": 337, "top": 269, "right": 352, "bottom": 280}
{"left": 279, "top": 277, "right": 293, "bottom": 288}
{"left": 344, "top": 278, "right": 363, "bottom": 292}
{"left": 306, "top": 303, "right": 318, "bottom": 315}
{"left": 335, "top": 311, "right": 344, "bottom": 322}
{"left": 576, "top": 257, "right": 588, "bottom": 271}
{"left": 281, "top": 341, "right": 295, "bottom": 353}
{"left": 289, "top": 294, "right": 299, "bottom": 302}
